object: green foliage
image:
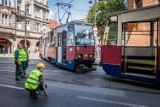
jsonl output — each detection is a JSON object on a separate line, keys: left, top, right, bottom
{"left": 87, "top": 0, "right": 126, "bottom": 37}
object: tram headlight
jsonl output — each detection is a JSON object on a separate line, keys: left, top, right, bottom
{"left": 89, "top": 54, "right": 93, "bottom": 58}
{"left": 77, "top": 54, "right": 83, "bottom": 59}
{"left": 84, "top": 54, "right": 88, "bottom": 58}
{"left": 89, "top": 54, "right": 94, "bottom": 58}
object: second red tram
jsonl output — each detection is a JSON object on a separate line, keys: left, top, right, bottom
{"left": 39, "top": 21, "right": 96, "bottom": 72}
{"left": 101, "top": 5, "right": 160, "bottom": 83}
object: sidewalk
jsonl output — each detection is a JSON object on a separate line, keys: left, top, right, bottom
{"left": 0, "top": 53, "right": 40, "bottom": 59}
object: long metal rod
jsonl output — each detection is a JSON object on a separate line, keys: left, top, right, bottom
{"left": 94, "top": 0, "right": 97, "bottom": 25}
{"left": 25, "top": 4, "right": 27, "bottom": 46}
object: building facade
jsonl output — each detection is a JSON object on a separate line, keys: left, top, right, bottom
{"left": 128, "top": 0, "right": 160, "bottom": 10}
{"left": 0, "top": 0, "right": 49, "bottom": 54}
{"left": 126, "top": 0, "right": 160, "bottom": 46}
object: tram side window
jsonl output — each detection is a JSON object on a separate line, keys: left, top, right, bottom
{"left": 68, "top": 24, "right": 74, "bottom": 46}
{"left": 48, "top": 32, "right": 51, "bottom": 46}
{"left": 136, "top": 0, "right": 142, "bottom": 8}
{"left": 103, "top": 16, "right": 118, "bottom": 45}
{"left": 51, "top": 30, "right": 56, "bottom": 46}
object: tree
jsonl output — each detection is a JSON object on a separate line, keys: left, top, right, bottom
{"left": 87, "top": 0, "right": 126, "bottom": 38}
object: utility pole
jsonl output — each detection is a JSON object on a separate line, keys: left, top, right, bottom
{"left": 24, "top": 4, "right": 27, "bottom": 47}
{"left": 94, "top": 0, "right": 97, "bottom": 26}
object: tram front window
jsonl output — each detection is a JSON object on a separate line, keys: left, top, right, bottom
{"left": 74, "top": 24, "right": 94, "bottom": 46}
{"left": 76, "top": 30, "right": 94, "bottom": 46}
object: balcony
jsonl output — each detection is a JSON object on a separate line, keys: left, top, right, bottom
{"left": 34, "top": 0, "right": 49, "bottom": 10}
{"left": 25, "top": 0, "right": 31, "bottom": 5}
{"left": 0, "top": 26, "right": 15, "bottom": 35}
{"left": 0, "top": 8, "right": 11, "bottom": 15}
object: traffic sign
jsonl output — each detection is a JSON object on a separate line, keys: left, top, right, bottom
{"left": 93, "top": 26, "right": 98, "bottom": 32}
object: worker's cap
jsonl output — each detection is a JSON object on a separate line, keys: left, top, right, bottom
{"left": 37, "top": 63, "right": 45, "bottom": 69}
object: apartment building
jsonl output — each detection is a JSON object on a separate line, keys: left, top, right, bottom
{"left": 128, "top": 0, "right": 160, "bottom": 10}
{"left": 126, "top": 0, "right": 160, "bottom": 46}
{"left": 0, "top": 0, "right": 49, "bottom": 53}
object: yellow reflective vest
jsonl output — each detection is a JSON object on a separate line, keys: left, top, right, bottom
{"left": 21, "top": 49, "right": 29, "bottom": 61}
{"left": 25, "top": 70, "right": 42, "bottom": 90}
{"left": 14, "top": 48, "right": 23, "bottom": 63}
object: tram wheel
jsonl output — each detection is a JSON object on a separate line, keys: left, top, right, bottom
{"left": 92, "top": 67, "right": 96, "bottom": 71}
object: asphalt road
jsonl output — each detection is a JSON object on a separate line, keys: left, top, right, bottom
{"left": 0, "top": 55, "right": 160, "bottom": 107}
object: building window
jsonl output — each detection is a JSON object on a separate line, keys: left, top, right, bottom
{"left": 35, "top": 23, "right": 40, "bottom": 32}
{"left": 42, "top": 10, "right": 46, "bottom": 19}
{"left": 136, "top": 0, "right": 142, "bottom": 8}
{"left": 42, "top": 24, "right": 47, "bottom": 33}
{"left": 9, "top": 16, "right": 12, "bottom": 26}
{"left": 2, "top": 0, "right": 8, "bottom": 6}
{"left": 35, "top": 7, "right": 40, "bottom": 17}
{"left": 9, "top": 0, "right": 11, "bottom": 7}
{"left": 2, "top": 14, "right": 8, "bottom": 26}
{"left": 16, "top": 18, "right": 21, "bottom": 29}
{"left": 26, "top": 4, "right": 30, "bottom": 15}
{"left": 26, "top": 21, "right": 30, "bottom": 31}
{"left": 17, "top": 1, "right": 21, "bottom": 12}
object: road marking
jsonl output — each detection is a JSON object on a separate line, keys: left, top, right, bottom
{"left": 47, "top": 81, "right": 126, "bottom": 97}
{"left": 77, "top": 96, "right": 148, "bottom": 107}
{"left": 2, "top": 75, "right": 14, "bottom": 78}
{"left": 0, "top": 84, "right": 24, "bottom": 90}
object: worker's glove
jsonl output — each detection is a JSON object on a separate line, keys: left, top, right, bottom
{"left": 17, "top": 60, "right": 21, "bottom": 65}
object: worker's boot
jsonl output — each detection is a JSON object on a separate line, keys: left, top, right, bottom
{"left": 21, "top": 71, "right": 26, "bottom": 78}
{"left": 30, "top": 92, "right": 38, "bottom": 99}
{"left": 30, "top": 92, "right": 34, "bottom": 99}
{"left": 33, "top": 92, "right": 38, "bottom": 99}
{"left": 15, "top": 75, "right": 20, "bottom": 81}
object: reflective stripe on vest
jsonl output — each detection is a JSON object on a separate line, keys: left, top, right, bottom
{"left": 25, "top": 70, "right": 42, "bottom": 90}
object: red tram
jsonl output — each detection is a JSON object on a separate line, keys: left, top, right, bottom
{"left": 39, "top": 21, "right": 96, "bottom": 72}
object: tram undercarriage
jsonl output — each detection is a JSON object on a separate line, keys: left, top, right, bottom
{"left": 74, "top": 58, "right": 96, "bottom": 73}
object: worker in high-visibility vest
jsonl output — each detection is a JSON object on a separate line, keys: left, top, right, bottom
{"left": 21, "top": 46, "right": 30, "bottom": 77}
{"left": 14, "top": 44, "right": 23, "bottom": 81}
{"left": 25, "top": 63, "right": 48, "bottom": 99}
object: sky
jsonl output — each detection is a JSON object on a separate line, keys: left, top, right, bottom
{"left": 48, "top": 0, "right": 93, "bottom": 23}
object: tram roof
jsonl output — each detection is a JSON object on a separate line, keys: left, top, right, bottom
{"left": 51, "top": 20, "right": 93, "bottom": 30}
{"left": 40, "top": 20, "right": 94, "bottom": 38}
{"left": 106, "top": 4, "right": 160, "bottom": 22}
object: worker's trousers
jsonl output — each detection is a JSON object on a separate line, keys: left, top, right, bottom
{"left": 15, "top": 62, "right": 22, "bottom": 79}
{"left": 21, "top": 61, "right": 28, "bottom": 76}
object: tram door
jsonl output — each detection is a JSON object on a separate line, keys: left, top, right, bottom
{"left": 57, "top": 31, "right": 67, "bottom": 63}
{"left": 123, "top": 21, "right": 157, "bottom": 77}
{"left": 44, "top": 37, "right": 48, "bottom": 57}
